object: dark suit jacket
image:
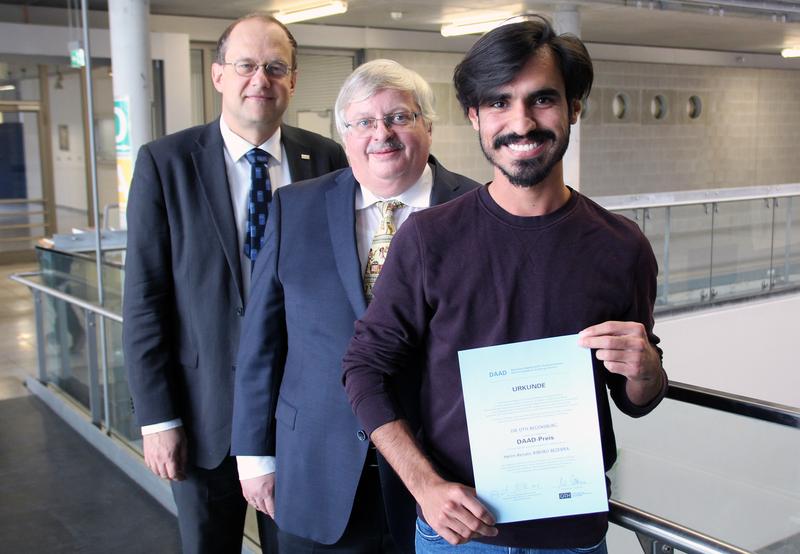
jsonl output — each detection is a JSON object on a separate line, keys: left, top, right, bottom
{"left": 123, "top": 119, "right": 348, "bottom": 469}
{"left": 231, "top": 158, "right": 479, "bottom": 549}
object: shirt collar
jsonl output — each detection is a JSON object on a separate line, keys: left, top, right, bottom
{"left": 355, "top": 163, "right": 433, "bottom": 210}
{"left": 219, "top": 116, "right": 283, "bottom": 164}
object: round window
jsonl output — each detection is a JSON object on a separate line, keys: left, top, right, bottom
{"left": 687, "top": 95, "right": 702, "bottom": 119}
{"left": 612, "top": 93, "right": 628, "bottom": 120}
{"left": 650, "top": 94, "right": 668, "bottom": 120}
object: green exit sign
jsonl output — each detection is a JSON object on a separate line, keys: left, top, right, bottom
{"left": 68, "top": 41, "right": 85, "bottom": 68}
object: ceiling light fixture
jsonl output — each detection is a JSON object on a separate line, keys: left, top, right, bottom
{"left": 441, "top": 13, "right": 536, "bottom": 37}
{"left": 441, "top": 16, "right": 511, "bottom": 37}
{"left": 781, "top": 48, "right": 800, "bottom": 58}
{"left": 274, "top": 1, "right": 348, "bottom": 24}
{"left": 0, "top": 84, "right": 16, "bottom": 92}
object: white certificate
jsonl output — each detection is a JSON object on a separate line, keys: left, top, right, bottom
{"left": 457, "top": 334, "right": 608, "bottom": 523}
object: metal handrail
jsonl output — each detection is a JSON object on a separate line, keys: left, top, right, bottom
{"left": 0, "top": 210, "right": 47, "bottom": 218}
{"left": 5, "top": 271, "right": 786, "bottom": 554}
{"left": 10, "top": 272, "right": 798, "bottom": 428}
{"left": 0, "top": 198, "right": 45, "bottom": 205}
{"left": 0, "top": 222, "right": 48, "bottom": 230}
{"left": 668, "top": 381, "right": 799, "bottom": 429}
{"left": 9, "top": 271, "right": 122, "bottom": 323}
{"left": 595, "top": 183, "right": 800, "bottom": 211}
{"left": 0, "top": 100, "right": 41, "bottom": 112}
{"left": 0, "top": 235, "right": 45, "bottom": 243}
{"left": 102, "top": 203, "right": 120, "bottom": 230}
{"left": 609, "top": 499, "right": 753, "bottom": 554}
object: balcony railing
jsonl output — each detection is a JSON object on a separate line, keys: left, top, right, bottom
{"left": 10, "top": 183, "right": 800, "bottom": 553}
{"left": 11, "top": 264, "right": 800, "bottom": 554}
{"left": 596, "top": 183, "right": 800, "bottom": 313}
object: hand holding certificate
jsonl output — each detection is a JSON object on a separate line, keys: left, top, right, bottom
{"left": 458, "top": 334, "right": 608, "bottom": 524}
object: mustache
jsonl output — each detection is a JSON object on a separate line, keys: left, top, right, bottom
{"left": 366, "top": 138, "right": 405, "bottom": 154}
{"left": 493, "top": 130, "right": 556, "bottom": 150}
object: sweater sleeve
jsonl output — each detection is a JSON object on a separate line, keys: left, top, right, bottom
{"left": 343, "top": 216, "right": 429, "bottom": 436}
{"left": 608, "top": 232, "right": 669, "bottom": 417}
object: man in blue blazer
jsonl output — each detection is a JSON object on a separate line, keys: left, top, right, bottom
{"left": 123, "top": 14, "right": 347, "bottom": 554}
{"left": 231, "top": 59, "right": 479, "bottom": 553}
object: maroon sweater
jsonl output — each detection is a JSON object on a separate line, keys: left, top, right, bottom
{"left": 343, "top": 186, "right": 667, "bottom": 548}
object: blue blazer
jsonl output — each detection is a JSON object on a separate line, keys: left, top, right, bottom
{"left": 231, "top": 158, "right": 479, "bottom": 549}
{"left": 123, "top": 120, "right": 348, "bottom": 469}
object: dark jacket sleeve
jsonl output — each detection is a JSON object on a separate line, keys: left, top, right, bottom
{"left": 607, "top": 233, "right": 668, "bottom": 417}
{"left": 231, "top": 191, "right": 287, "bottom": 456}
{"left": 342, "top": 216, "right": 428, "bottom": 436}
{"left": 122, "top": 144, "right": 180, "bottom": 426}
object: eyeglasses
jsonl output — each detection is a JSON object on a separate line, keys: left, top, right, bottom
{"left": 223, "top": 60, "right": 293, "bottom": 79}
{"left": 344, "top": 112, "right": 421, "bottom": 136}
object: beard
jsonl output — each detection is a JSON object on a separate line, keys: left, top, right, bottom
{"left": 479, "top": 127, "right": 570, "bottom": 188}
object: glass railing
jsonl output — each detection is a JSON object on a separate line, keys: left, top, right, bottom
{"left": 13, "top": 182, "right": 800, "bottom": 553}
{"left": 12, "top": 261, "right": 800, "bottom": 554}
{"left": 608, "top": 385, "right": 799, "bottom": 553}
{"left": 595, "top": 183, "right": 800, "bottom": 314}
{"left": 19, "top": 247, "right": 134, "bottom": 443}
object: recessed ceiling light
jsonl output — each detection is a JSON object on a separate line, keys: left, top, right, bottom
{"left": 440, "top": 13, "right": 536, "bottom": 37}
{"left": 274, "top": 1, "right": 347, "bottom": 25}
{"left": 781, "top": 48, "right": 800, "bottom": 58}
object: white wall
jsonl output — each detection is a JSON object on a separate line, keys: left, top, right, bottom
{"left": 654, "top": 293, "right": 800, "bottom": 408}
{"left": 48, "top": 72, "right": 88, "bottom": 212}
{"left": 150, "top": 32, "right": 191, "bottom": 136}
{"left": 0, "top": 22, "right": 192, "bottom": 229}
{"left": 604, "top": 293, "right": 800, "bottom": 553}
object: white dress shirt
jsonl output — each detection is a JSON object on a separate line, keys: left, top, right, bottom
{"left": 140, "top": 117, "right": 293, "bottom": 439}
{"left": 236, "top": 164, "right": 433, "bottom": 480}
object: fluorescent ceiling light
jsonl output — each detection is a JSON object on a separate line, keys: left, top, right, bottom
{"left": 441, "top": 17, "right": 509, "bottom": 37}
{"left": 0, "top": 84, "right": 15, "bottom": 92}
{"left": 274, "top": 1, "right": 347, "bottom": 24}
{"left": 781, "top": 48, "right": 800, "bottom": 58}
{"left": 441, "top": 13, "right": 536, "bottom": 37}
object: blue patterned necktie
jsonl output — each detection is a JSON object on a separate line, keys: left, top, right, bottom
{"left": 243, "top": 148, "right": 272, "bottom": 264}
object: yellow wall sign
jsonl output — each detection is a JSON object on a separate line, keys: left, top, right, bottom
{"left": 114, "top": 96, "right": 132, "bottom": 226}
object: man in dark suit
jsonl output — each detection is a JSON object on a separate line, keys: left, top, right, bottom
{"left": 123, "top": 13, "right": 347, "bottom": 554}
{"left": 230, "top": 59, "right": 479, "bottom": 553}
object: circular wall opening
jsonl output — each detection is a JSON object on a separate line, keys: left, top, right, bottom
{"left": 650, "top": 94, "right": 668, "bottom": 120}
{"left": 612, "top": 93, "right": 628, "bottom": 120}
{"left": 687, "top": 95, "right": 703, "bottom": 119}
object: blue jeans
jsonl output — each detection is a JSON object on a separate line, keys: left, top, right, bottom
{"left": 415, "top": 518, "right": 608, "bottom": 554}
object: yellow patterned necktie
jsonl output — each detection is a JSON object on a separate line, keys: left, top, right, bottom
{"left": 363, "top": 200, "right": 404, "bottom": 302}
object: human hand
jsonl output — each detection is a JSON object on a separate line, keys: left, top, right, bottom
{"left": 417, "top": 479, "right": 497, "bottom": 545}
{"left": 142, "top": 427, "right": 188, "bottom": 481}
{"left": 578, "top": 321, "right": 664, "bottom": 405}
{"left": 241, "top": 473, "right": 276, "bottom": 519}
{"left": 578, "top": 321, "right": 661, "bottom": 382}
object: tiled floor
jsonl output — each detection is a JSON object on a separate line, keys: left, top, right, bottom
{"left": 0, "top": 262, "right": 181, "bottom": 553}
{"left": 0, "top": 262, "right": 38, "bottom": 400}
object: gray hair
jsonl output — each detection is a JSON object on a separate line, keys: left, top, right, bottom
{"left": 334, "top": 59, "right": 437, "bottom": 138}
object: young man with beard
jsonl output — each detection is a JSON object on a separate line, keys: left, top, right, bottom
{"left": 342, "top": 18, "right": 668, "bottom": 553}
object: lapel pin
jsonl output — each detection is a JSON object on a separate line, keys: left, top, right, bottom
{"left": 301, "top": 154, "right": 311, "bottom": 160}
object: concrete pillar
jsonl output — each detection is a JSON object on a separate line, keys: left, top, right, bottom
{"left": 553, "top": 4, "right": 582, "bottom": 191}
{"left": 108, "top": 0, "right": 152, "bottom": 226}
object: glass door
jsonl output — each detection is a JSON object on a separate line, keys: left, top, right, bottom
{"left": 0, "top": 98, "right": 56, "bottom": 264}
